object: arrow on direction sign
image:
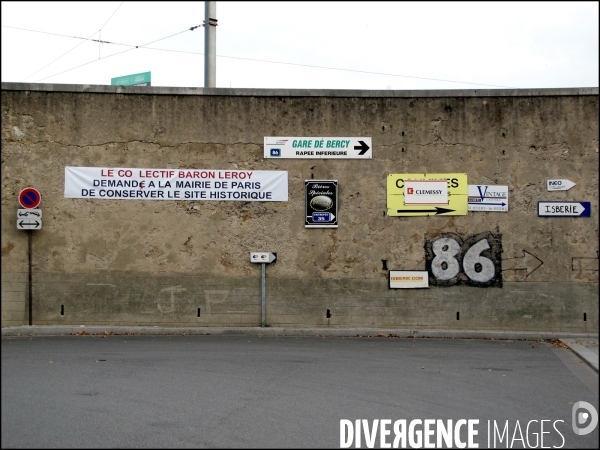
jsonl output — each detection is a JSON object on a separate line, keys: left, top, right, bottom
{"left": 501, "top": 250, "right": 543, "bottom": 277}
{"left": 468, "top": 202, "right": 506, "bottom": 206}
{"left": 19, "top": 220, "right": 40, "bottom": 228}
{"left": 397, "top": 207, "right": 455, "bottom": 215}
{"left": 354, "top": 140, "right": 370, "bottom": 155}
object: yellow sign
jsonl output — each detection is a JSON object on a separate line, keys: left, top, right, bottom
{"left": 387, "top": 173, "right": 468, "bottom": 216}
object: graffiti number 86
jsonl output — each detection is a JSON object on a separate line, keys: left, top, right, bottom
{"left": 431, "top": 237, "right": 495, "bottom": 283}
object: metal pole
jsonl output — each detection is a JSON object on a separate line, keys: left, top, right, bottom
{"left": 204, "top": 1, "right": 217, "bottom": 87}
{"left": 28, "top": 230, "right": 32, "bottom": 325}
{"left": 261, "top": 263, "right": 266, "bottom": 327}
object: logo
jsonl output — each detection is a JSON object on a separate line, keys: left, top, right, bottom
{"left": 407, "top": 187, "right": 414, "bottom": 194}
{"left": 270, "top": 148, "right": 281, "bottom": 157}
{"left": 572, "top": 401, "right": 598, "bottom": 436}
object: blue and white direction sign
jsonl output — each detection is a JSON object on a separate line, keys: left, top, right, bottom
{"left": 264, "top": 137, "right": 372, "bottom": 159}
{"left": 468, "top": 185, "right": 508, "bottom": 212}
{"left": 547, "top": 179, "right": 576, "bottom": 191}
{"left": 538, "top": 201, "right": 591, "bottom": 217}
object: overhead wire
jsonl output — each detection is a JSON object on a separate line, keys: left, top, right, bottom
{"left": 19, "top": 1, "right": 125, "bottom": 82}
{"left": 4, "top": 24, "right": 515, "bottom": 88}
{"left": 32, "top": 26, "right": 201, "bottom": 82}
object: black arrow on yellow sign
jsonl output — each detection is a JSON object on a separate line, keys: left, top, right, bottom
{"left": 397, "top": 207, "right": 455, "bottom": 215}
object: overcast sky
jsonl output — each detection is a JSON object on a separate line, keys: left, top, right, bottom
{"left": 1, "top": 1, "right": 598, "bottom": 90}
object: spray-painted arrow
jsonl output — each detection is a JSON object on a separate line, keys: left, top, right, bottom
{"left": 501, "top": 250, "right": 543, "bottom": 277}
{"left": 354, "top": 140, "right": 370, "bottom": 155}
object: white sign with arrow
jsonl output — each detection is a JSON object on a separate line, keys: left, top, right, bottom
{"left": 547, "top": 179, "right": 576, "bottom": 191}
{"left": 264, "top": 137, "right": 372, "bottom": 159}
{"left": 468, "top": 185, "right": 508, "bottom": 212}
{"left": 17, "top": 218, "right": 42, "bottom": 230}
{"left": 17, "top": 209, "right": 43, "bottom": 230}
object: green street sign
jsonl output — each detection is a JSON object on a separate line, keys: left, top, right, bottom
{"left": 111, "top": 71, "right": 151, "bottom": 86}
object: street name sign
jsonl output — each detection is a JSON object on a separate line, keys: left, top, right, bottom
{"left": 111, "top": 71, "right": 151, "bottom": 86}
{"left": 250, "top": 252, "right": 277, "bottom": 263}
{"left": 538, "top": 201, "right": 590, "bottom": 217}
{"left": 547, "top": 179, "right": 575, "bottom": 191}
{"left": 264, "top": 137, "right": 372, "bottom": 159}
{"left": 468, "top": 185, "right": 508, "bottom": 212}
{"left": 387, "top": 173, "right": 468, "bottom": 216}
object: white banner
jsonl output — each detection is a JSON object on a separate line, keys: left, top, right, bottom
{"left": 64, "top": 167, "right": 288, "bottom": 201}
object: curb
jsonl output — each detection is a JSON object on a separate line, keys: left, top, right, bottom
{"left": 2, "top": 326, "right": 598, "bottom": 340}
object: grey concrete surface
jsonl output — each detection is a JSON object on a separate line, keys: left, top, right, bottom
{"left": 2, "top": 82, "right": 598, "bottom": 97}
{"left": 2, "top": 325, "right": 599, "bottom": 373}
{"left": 560, "top": 338, "right": 599, "bottom": 372}
{"left": 2, "top": 335, "right": 598, "bottom": 448}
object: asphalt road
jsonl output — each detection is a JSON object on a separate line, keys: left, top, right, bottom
{"left": 2, "top": 335, "right": 598, "bottom": 448}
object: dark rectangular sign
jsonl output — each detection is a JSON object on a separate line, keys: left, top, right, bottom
{"left": 305, "top": 180, "right": 338, "bottom": 228}
{"left": 537, "top": 201, "right": 591, "bottom": 217}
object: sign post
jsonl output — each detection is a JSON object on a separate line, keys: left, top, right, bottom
{"left": 17, "top": 187, "right": 41, "bottom": 326}
{"left": 250, "top": 252, "right": 277, "bottom": 326}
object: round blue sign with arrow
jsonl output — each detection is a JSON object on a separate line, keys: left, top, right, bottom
{"left": 19, "top": 187, "right": 41, "bottom": 209}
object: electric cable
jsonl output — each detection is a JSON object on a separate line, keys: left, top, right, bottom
{"left": 4, "top": 24, "right": 516, "bottom": 88}
{"left": 20, "top": 1, "right": 125, "bottom": 82}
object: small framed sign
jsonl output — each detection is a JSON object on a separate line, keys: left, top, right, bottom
{"left": 389, "top": 271, "right": 429, "bottom": 289}
{"left": 305, "top": 180, "right": 338, "bottom": 228}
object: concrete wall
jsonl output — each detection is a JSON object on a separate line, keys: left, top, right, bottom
{"left": 1, "top": 83, "right": 598, "bottom": 331}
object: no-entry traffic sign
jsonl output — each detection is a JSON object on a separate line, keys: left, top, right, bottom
{"left": 19, "top": 188, "right": 41, "bottom": 209}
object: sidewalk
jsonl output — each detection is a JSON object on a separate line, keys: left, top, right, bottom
{"left": 559, "top": 337, "right": 599, "bottom": 372}
{"left": 2, "top": 325, "right": 598, "bottom": 373}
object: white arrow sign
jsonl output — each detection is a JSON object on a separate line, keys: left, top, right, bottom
{"left": 547, "top": 179, "right": 576, "bottom": 191}
{"left": 250, "top": 252, "right": 277, "bottom": 263}
{"left": 17, "top": 218, "right": 42, "bottom": 230}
